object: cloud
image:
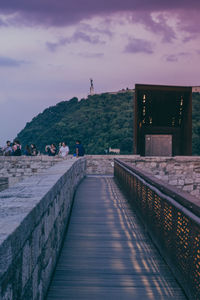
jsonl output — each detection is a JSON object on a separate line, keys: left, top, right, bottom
{"left": 78, "top": 52, "right": 104, "bottom": 58}
{"left": 46, "top": 30, "right": 105, "bottom": 52}
{"left": 165, "top": 52, "right": 190, "bottom": 62}
{"left": 176, "top": 10, "right": 200, "bottom": 42}
{"left": 165, "top": 54, "right": 178, "bottom": 62}
{"left": 1, "top": 1, "right": 200, "bottom": 28}
{"left": 129, "top": 12, "right": 176, "bottom": 43}
{"left": 124, "top": 38, "right": 154, "bottom": 54}
{"left": 0, "top": 56, "right": 27, "bottom": 67}
{"left": 182, "top": 34, "right": 197, "bottom": 43}
{"left": 178, "top": 11, "right": 200, "bottom": 34}
{"left": 0, "top": 17, "right": 7, "bottom": 26}
{"left": 79, "top": 23, "right": 113, "bottom": 38}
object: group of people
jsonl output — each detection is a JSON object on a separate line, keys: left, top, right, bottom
{"left": 45, "top": 140, "right": 84, "bottom": 157}
{"left": 45, "top": 142, "right": 70, "bottom": 157}
{"left": 0, "top": 140, "right": 85, "bottom": 157}
{"left": 1, "top": 140, "right": 22, "bottom": 156}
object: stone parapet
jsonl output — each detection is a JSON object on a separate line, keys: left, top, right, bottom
{"left": 86, "top": 155, "right": 139, "bottom": 174}
{"left": 0, "top": 157, "right": 86, "bottom": 300}
{"left": 0, "top": 155, "right": 68, "bottom": 187}
{"left": 1, "top": 154, "right": 200, "bottom": 197}
{"left": 121, "top": 156, "right": 200, "bottom": 198}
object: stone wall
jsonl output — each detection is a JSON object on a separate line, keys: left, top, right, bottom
{"left": 1, "top": 155, "right": 200, "bottom": 197}
{"left": 86, "top": 155, "right": 138, "bottom": 175}
{"left": 0, "top": 155, "right": 65, "bottom": 187}
{"left": 0, "top": 178, "right": 8, "bottom": 192}
{"left": 122, "top": 156, "right": 200, "bottom": 198}
{"left": 0, "top": 157, "right": 86, "bottom": 300}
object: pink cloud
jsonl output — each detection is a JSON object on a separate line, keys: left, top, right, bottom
{"left": 0, "top": 1, "right": 200, "bottom": 28}
{"left": 164, "top": 52, "right": 191, "bottom": 62}
{"left": 124, "top": 38, "right": 154, "bottom": 54}
{"left": 46, "top": 31, "right": 106, "bottom": 52}
{"left": 130, "top": 12, "right": 176, "bottom": 43}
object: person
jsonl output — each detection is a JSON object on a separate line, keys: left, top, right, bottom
{"left": 45, "top": 144, "right": 57, "bottom": 156}
{"left": 3, "top": 140, "right": 12, "bottom": 156}
{"left": 75, "top": 140, "right": 85, "bottom": 157}
{"left": 12, "top": 140, "right": 22, "bottom": 156}
{"left": 59, "top": 142, "right": 69, "bottom": 158}
{"left": 24, "top": 145, "right": 32, "bottom": 156}
{"left": 30, "top": 144, "right": 38, "bottom": 156}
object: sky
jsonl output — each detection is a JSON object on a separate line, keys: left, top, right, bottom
{"left": 0, "top": 1, "right": 200, "bottom": 143}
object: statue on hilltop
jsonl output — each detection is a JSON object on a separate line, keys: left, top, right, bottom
{"left": 90, "top": 78, "right": 94, "bottom": 96}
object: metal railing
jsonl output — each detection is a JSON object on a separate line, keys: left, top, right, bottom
{"left": 114, "top": 158, "right": 200, "bottom": 300}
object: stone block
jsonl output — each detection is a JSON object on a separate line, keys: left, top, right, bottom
{"left": 178, "top": 179, "right": 184, "bottom": 185}
{"left": 183, "top": 185, "right": 193, "bottom": 192}
{"left": 22, "top": 240, "right": 32, "bottom": 289}
{"left": 185, "top": 178, "right": 193, "bottom": 184}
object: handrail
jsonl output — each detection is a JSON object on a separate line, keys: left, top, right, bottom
{"left": 115, "top": 158, "right": 200, "bottom": 217}
{"left": 114, "top": 158, "right": 200, "bottom": 300}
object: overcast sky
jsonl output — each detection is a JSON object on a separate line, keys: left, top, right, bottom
{"left": 0, "top": 1, "right": 200, "bottom": 143}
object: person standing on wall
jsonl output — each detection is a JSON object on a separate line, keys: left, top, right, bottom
{"left": 3, "top": 141, "right": 12, "bottom": 156}
{"left": 59, "top": 142, "right": 69, "bottom": 158}
{"left": 12, "top": 140, "right": 22, "bottom": 156}
{"left": 30, "top": 144, "right": 38, "bottom": 156}
{"left": 45, "top": 144, "right": 57, "bottom": 156}
{"left": 75, "top": 140, "right": 85, "bottom": 157}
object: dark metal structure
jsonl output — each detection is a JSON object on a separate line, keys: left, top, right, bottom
{"left": 114, "top": 159, "right": 200, "bottom": 300}
{"left": 134, "top": 84, "right": 192, "bottom": 156}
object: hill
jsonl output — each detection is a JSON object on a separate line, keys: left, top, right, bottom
{"left": 17, "top": 92, "right": 134, "bottom": 154}
{"left": 192, "top": 93, "right": 200, "bottom": 155}
{"left": 17, "top": 92, "right": 200, "bottom": 155}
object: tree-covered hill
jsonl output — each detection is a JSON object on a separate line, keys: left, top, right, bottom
{"left": 192, "top": 93, "right": 200, "bottom": 155}
{"left": 17, "top": 92, "right": 200, "bottom": 155}
{"left": 17, "top": 92, "right": 134, "bottom": 154}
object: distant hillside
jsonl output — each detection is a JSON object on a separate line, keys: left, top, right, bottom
{"left": 192, "top": 93, "right": 200, "bottom": 155}
{"left": 17, "top": 92, "right": 200, "bottom": 155}
{"left": 17, "top": 92, "right": 134, "bottom": 154}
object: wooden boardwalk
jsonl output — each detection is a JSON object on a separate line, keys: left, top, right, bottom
{"left": 46, "top": 176, "right": 186, "bottom": 300}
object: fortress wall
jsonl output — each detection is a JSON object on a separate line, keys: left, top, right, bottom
{"left": 0, "top": 157, "right": 86, "bottom": 300}
{"left": 86, "top": 155, "right": 200, "bottom": 198}
{"left": 1, "top": 155, "right": 200, "bottom": 197}
{"left": 0, "top": 155, "right": 137, "bottom": 188}
{"left": 85, "top": 155, "right": 139, "bottom": 175}
{"left": 0, "top": 156, "right": 65, "bottom": 187}
{"left": 123, "top": 156, "right": 200, "bottom": 198}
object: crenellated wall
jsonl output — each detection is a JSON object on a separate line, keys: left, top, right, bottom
{"left": 0, "top": 157, "right": 86, "bottom": 300}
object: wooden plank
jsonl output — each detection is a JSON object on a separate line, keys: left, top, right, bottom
{"left": 46, "top": 177, "right": 186, "bottom": 300}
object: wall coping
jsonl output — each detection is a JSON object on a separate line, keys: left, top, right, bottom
{"left": 0, "top": 157, "right": 84, "bottom": 271}
{"left": 0, "top": 157, "right": 80, "bottom": 244}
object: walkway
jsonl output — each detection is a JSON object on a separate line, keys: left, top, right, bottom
{"left": 46, "top": 176, "right": 186, "bottom": 300}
